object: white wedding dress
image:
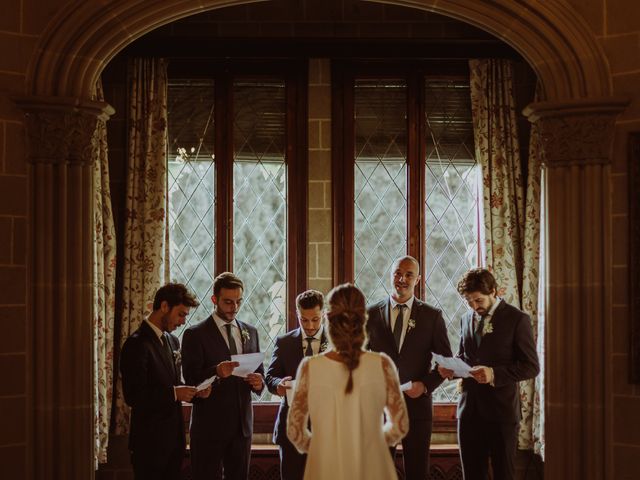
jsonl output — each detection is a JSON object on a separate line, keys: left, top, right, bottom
{"left": 287, "top": 351, "right": 409, "bottom": 480}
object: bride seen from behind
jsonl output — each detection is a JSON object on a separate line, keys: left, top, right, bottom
{"left": 287, "top": 283, "right": 409, "bottom": 479}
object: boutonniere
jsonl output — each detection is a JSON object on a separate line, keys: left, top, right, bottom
{"left": 172, "top": 350, "right": 181, "bottom": 368}
{"left": 240, "top": 328, "right": 251, "bottom": 344}
{"left": 407, "top": 318, "right": 416, "bottom": 332}
{"left": 482, "top": 318, "right": 494, "bottom": 336}
{"left": 319, "top": 339, "right": 329, "bottom": 353}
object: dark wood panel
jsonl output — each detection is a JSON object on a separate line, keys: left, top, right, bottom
{"left": 630, "top": 132, "right": 640, "bottom": 383}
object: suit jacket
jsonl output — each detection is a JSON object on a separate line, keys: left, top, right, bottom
{"left": 181, "top": 315, "right": 265, "bottom": 441}
{"left": 265, "top": 327, "right": 328, "bottom": 445}
{"left": 120, "top": 321, "right": 185, "bottom": 462}
{"left": 456, "top": 300, "right": 540, "bottom": 423}
{"left": 367, "top": 297, "right": 452, "bottom": 421}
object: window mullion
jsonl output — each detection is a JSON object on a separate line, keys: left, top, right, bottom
{"left": 215, "top": 73, "right": 233, "bottom": 274}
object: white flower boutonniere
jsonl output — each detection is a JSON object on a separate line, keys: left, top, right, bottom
{"left": 319, "top": 339, "right": 329, "bottom": 353}
{"left": 482, "top": 319, "right": 494, "bottom": 336}
{"left": 172, "top": 350, "right": 182, "bottom": 368}
{"left": 240, "top": 328, "right": 251, "bottom": 344}
{"left": 407, "top": 318, "right": 416, "bottom": 332}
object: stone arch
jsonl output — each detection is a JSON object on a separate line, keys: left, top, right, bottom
{"left": 28, "top": 0, "right": 611, "bottom": 101}
{"left": 22, "top": 1, "right": 626, "bottom": 479}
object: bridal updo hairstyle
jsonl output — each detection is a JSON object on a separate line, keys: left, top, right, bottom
{"left": 325, "top": 283, "right": 367, "bottom": 394}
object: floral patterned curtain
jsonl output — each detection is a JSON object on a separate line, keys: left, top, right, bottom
{"left": 92, "top": 78, "right": 117, "bottom": 465}
{"left": 113, "top": 58, "right": 168, "bottom": 435}
{"left": 469, "top": 59, "right": 543, "bottom": 452}
{"left": 527, "top": 85, "right": 545, "bottom": 458}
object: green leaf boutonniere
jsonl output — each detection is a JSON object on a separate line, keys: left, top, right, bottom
{"left": 240, "top": 328, "right": 251, "bottom": 344}
{"left": 407, "top": 318, "right": 416, "bottom": 332}
{"left": 482, "top": 319, "right": 494, "bottom": 336}
{"left": 172, "top": 350, "right": 181, "bottom": 368}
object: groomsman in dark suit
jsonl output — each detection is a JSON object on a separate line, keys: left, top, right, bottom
{"left": 367, "top": 255, "right": 452, "bottom": 480}
{"left": 182, "top": 272, "right": 265, "bottom": 480}
{"left": 438, "top": 268, "right": 539, "bottom": 480}
{"left": 120, "top": 283, "right": 211, "bottom": 480}
{"left": 266, "top": 290, "right": 328, "bottom": 480}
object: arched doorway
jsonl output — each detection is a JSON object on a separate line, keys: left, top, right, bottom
{"left": 18, "top": 1, "right": 627, "bottom": 479}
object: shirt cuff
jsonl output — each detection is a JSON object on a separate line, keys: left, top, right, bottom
{"left": 489, "top": 367, "right": 495, "bottom": 387}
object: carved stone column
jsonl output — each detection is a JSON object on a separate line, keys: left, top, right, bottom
{"left": 14, "top": 96, "right": 114, "bottom": 480}
{"left": 524, "top": 98, "right": 628, "bottom": 480}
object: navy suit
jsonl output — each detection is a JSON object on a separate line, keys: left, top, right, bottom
{"left": 181, "top": 315, "right": 265, "bottom": 480}
{"left": 120, "top": 321, "right": 185, "bottom": 480}
{"left": 265, "top": 328, "right": 328, "bottom": 480}
{"left": 456, "top": 300, "right": 540, "bottom": 480}
{"left": 367, "top": 297, "right": 452, "bottom": 480}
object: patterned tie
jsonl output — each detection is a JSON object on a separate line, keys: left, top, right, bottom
{"left": 393, "top": 304, "right": 406, "bottom": 350}
{"left": 305, "top": 337, "right": 314, "bottom": 357}
{"left": 225, "top": 323, "right": 238, "bottom": 355}
{"left": 474, "top": 315, "right": 485, "bottom": 347}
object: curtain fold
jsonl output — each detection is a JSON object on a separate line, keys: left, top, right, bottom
{"left": 469, "top": 59, "right": 543, "bottom": 452}
{"left": 527, "top": 85, "right": 545, "bottom": 458}
{"left": 113, "top": 58, "right": 169, "bottom": 435}
{"left": 93, "top": 78, "right": 117, "bottom": 465}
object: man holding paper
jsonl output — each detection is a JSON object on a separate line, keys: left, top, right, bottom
{"left": 366, "top": 256, "right": 452, "bottom": 479}
{"left": 266, "top": 290, "right": 327, "bottom": 480}
{"left": 120, "top": 283, "right": 211, "bottom": 480}
{"left": 182, "top": 272, "right": 265, "bottom": 480}
{"left": 438, "top": 268, "right": 539, "bottom": 480}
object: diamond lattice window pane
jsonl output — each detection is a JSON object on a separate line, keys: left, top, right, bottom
{"left": 424, "top": 77, "right": 479, "bottom": 403}
{"left": 353, "top": 79, "right": 408, "bottom": 302}
{"left": 167, "top": 80, "right": 216, "bottom": 338}
{"left": 232, "top": 78, "right": 287, "bottom": 401}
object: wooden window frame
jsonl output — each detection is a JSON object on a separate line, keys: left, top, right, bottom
{"left": 168, "top": 60, "right": 308, "bottom": 427}
{"left": 332, "top": 60, "right": 474, "bottom": 431}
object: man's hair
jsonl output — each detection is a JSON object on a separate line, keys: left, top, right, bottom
{"left": 213, "top": 272, "right": 244, "bottom": 297}
{"left": 153, "top": 283, "right": 199, "bottom": 310}
{"left": 296, "top": 289, "right": 324, "bottom": 312}
{"left": 456, "top": 268, "right": 498, "bottom": 296}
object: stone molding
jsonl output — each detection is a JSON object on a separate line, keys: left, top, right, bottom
{"left": 13, "top": 95, "right": 114, "bottom": 166}
{"left": 524, "top": 97, "right": 629, "bottom": 167}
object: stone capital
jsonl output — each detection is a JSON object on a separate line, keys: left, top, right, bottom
{"left": 13, "top": 95, "right": 115, "bottom": 166}
{"left": 523, "top": 97, "right": 629, "bottom": 167}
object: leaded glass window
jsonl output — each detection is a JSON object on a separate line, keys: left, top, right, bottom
{"left": 354, "top": 79, "right": 408, "bottom": 302}
{"left": 167, "top": 71, "right": 302, "bottom": 402}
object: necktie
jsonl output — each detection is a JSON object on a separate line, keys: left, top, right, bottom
{"left": 474, "top": 316, "right": 485, "bottom": 347}
{"left": 393, "top": 304, "right": 406, "bottom": 349}
{"left": 305, "top": 337, "right": 314, "bottom": 356}
{"left": 225, "top": 323, "right": 238, "bottom": 355}
{"left": 160, "top": 334, "right": 177, "bottom": 378}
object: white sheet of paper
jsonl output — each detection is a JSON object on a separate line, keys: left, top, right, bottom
{"left": 196, "top": 374, "right": 216, "bottom": 392}
{"left": 400, "top": 381, "right": 412, "bottom": 392}
{"left": 231, "top": 352, "right": 265, "bottom": 378}
{"left": 432, "top": 353, "right": 473, "bottom": 378}
{"left": 284, "top": 379, "right": 296, "bottom": 405}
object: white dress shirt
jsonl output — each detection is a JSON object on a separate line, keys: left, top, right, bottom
{"left": 389, "top": 296, "right": 415, "bottom": 350}
{"left": 301, "top": 325, "right": 324, "bottom": 356}
{"left": 213, "top": 313, "right": 243, "bottom": 353}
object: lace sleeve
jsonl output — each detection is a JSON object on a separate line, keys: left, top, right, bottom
{"left": 381, "top": 353, "right": 409, "bottom": 446}
{"left": 286, "top": 357, "right": 311, "bottom": 453}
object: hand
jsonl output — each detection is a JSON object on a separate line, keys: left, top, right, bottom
{"left": 438, "top": 365, "right": 454, "bottom": 380}
{"left": 404, "top": 381, "right": 427, "bottom": 399}
{"left": 175, "top": 385, "right": 197, "bottom": 402}
{"left": 470, "top": 365, "right": 494, "bottom": 384}
{"left": 245, "top": 372, "right": 264, "bottom": 391}
{"left": 195, "top": 385, "right": 212, "bottom": 399}
{"left": 276, "top": 376, "right": 293, "bottom": 396}
{"left": 216, "top": 360, "right": 239, "bottom": 378}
